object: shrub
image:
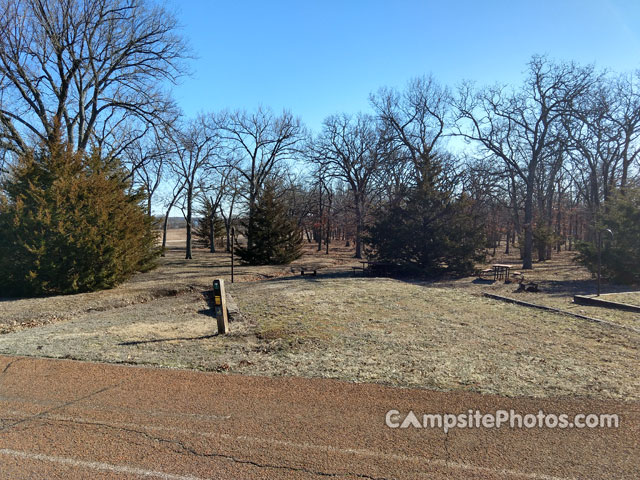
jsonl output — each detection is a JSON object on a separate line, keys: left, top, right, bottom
{"left": 194, "top": 196, "right": 225, "bottom": 252}
{"left": 576, "top": 188, "right": 640, "bottom": 284}
{"left": 236, "top": 183, "right": 303, "bottom": 265}
{"left": 0, "top": 141, "right": 159, "bottom": 296}
{"left": 366, "top": 180, "right": 486, "bottom": 277}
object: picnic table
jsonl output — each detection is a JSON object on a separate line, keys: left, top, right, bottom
{"left": 492, "top": 264, "right": 513, "bottom": 281}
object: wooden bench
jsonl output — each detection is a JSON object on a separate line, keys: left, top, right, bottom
{"left": 291, "top": 267, "right": 319, "bottom": 276}
{"left": 477, "top": 268, "right": 493, "bottom": 279}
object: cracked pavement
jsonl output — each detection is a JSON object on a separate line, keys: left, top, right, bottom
{"left": 0, "top": 355, "right": 638, "bottom": 479}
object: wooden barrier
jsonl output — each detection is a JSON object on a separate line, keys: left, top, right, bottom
{"left": 573, "top": 295, "right": 640, "bottom": 313}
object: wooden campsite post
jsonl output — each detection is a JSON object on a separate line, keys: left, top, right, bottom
{"left": 212, "top": 279, "right": 229, "bottom": 334}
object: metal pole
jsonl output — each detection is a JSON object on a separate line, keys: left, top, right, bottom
{"left": 231, "top": 227, "right": 235, "bottom": 284}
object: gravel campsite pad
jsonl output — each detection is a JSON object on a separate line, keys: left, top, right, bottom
{"left": 1, "top": 251, "right": 639, "bottom": 401}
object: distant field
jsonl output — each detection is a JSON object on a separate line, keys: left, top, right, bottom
{"left": 160, "top": 227, "right": 187, "bottom": 244}
{"left": 0, "top": 245, "right": 638, "bottom": 401}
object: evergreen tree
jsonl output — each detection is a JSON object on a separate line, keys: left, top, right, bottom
{"left": 366, "top": 162, "right": 485, "bottom": 276}
{"left": 236, "top": 183, "right": 303, "bottom": 265}
{"left": 0, "top": 140, "right": 159, "bottom": 296}
{"left": 576, "top": 188, "right": 640, "bottom": 284}
{"left": 194, "top": 196, "right": 224, "bottom": 252}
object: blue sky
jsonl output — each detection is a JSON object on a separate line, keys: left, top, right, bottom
{"left": 164, "top": 0, "right": 640, "bottom": 134}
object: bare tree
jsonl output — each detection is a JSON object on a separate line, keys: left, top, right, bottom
{"left": 371, "top": 76, "right": 451, "bottom": 186}
{"left": 280, "top": 169, "right": 317, "bottom": 230}
{"left": 216, "top": 108, "right": 304, "bottom": 248}
{"left": 167, "top": 117, "right": 219, "bottom": 259}
{"left": 0, "top": 148, "right": 8, "bottom": 175}
{"left": 0, "top": 0, "right": 188, "bottom": 159}
{"left": 313, "top": 113, "right": 382, "bottom": 258}
{"left": 612, "top": 72, "right": 640, "bottom": 191}
{"left": 455, "top": 56, "right": 595, "bottom": 269}
{"left": 561, "top": 71, "right": 640, "bottom": 220}
{"left": 197, "top": 161, "right": 236, "bottom": 253}
{"left": 127, "top": 132, "right": 167, "bottom": 216}
{"left": 534, "top": 144, "right": 566, "bottom": 260}
{"left": 309, "top": 169, "right": 336, "bottom": 255}
{"left": 159, "top": 171, "right": 186, "bottom": 255}
{"left": 461, "top": 156, "right": 516, "bottom": 254}
{"left": 219, "top": 170, "right": 241, "bottom": 253}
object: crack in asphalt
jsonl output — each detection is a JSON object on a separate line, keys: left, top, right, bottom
{"left": 0, "top": 393, "right": 231, "bottom": 421}
{"left": 33, "top": 416, "right": 392, "bottom": 480}
{"left": 0, "top": 383, "right": 121, "bottom": 433}
{"left": 0, "top": 359, "right": 25, "bottom": 418}
{"left": 0, "top": 357, "right": 22, "bottom": 377}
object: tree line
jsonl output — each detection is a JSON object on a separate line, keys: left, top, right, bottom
{"left": 141, "top": 57, "right": 639, "bottom": 276}
{"left": 0, "top": 0, "right": 638, "bottom": 295}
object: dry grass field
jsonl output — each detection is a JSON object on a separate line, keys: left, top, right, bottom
{"left": 593, "top": 292, "right": 640, "bottom": 307}
{"left": 0, "top": 229, "right": 638, "bottom": 401}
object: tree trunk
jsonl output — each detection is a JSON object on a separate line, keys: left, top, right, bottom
{"left": 214, "top": 217, "right": 216, "bottom": 253}
{"left": 161, "top": 195, "right": 181, "bottom": 257}
{"left": 161, "top": 211, "right": 170, "bottom": 257}
{"left": 185, "top": 189, "right": 193, "bottom": 260}
{"left": 222, "top": 199, "right": 235, "bottom": 253}
{"left": 509, "top": 174, "right": 521, "bottom": 239}
{"left": 354, "top": 195, "right": 363, "bottom": 259}
{"left": 325, "top": 195, "right": 332, "bottom": 255}
{"left": 522, "top": 186, "right": 534, "bottom": 270}
{"left": 247, "top": 184, "right": 257, "bottom": 250}
{"left": 326, "top": 218, "right": 330, "bottom": 255}
{"left": 555, "top": 203, "right": 562, "bottom": 253}
{"left": 317, "top": 188, "right": 323, "bottom": 251}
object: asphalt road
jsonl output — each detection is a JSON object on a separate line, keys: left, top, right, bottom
{"left": 0, "top": 355, "right": 637, "bottom": 479}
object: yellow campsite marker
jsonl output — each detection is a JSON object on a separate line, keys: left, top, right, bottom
{"left": 212, "top": 279, "right": 229, "bottom": 334}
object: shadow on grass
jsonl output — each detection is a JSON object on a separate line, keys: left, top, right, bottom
{"left": 199, "top": 289, "right": 217, "bottom": 317}
{"left": 275, "top": 268, "right": 639, "bottom": 301}
{"left": 198, "top": 289, "right": 241, "bottom": 320}
{"left": 540, "top": 279, "right": 640, "bottom": 297}
{"left": 472, "top": 278, "right": 495, "bottom": 285}
{"left": 266, "top": 269, "right": 371, "bottom": 283}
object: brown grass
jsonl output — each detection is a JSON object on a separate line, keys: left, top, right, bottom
{"left": 0, "top": 236, "right": 638, "bottom": 401}
{"left": 595, "top": 292, "right": 640, "bottom": 307}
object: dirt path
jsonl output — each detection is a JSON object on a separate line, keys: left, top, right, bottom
{"left": 0, "top": 355, "right": 637, "bottom": 479}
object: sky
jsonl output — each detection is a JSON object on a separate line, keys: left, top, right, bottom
{"left": 163, "top": 0, "right": 640, "bottom": 134}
